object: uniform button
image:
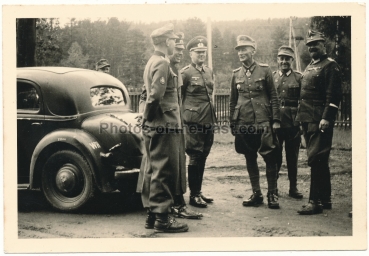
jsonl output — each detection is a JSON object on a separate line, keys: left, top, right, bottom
{"left": 248, "top": 78, "right": 251, "bottom": 80}
{"left": 251, "top": 98, "right": 253, "bottom": 100}
{"left": 250, "top": 91, "right": 252, "bottom": 93}
{"left": 283, "top": 90, "right": 285, "bottom": 92}
{"left": 283, "top": 82, "right": 285, "bottom": 84}
{"left": 249, "top": 85, "right": 251, "bottom": 86}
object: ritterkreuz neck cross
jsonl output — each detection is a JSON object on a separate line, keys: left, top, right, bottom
{"left": 246, "top": 69, "right": 251, "bottom": 77}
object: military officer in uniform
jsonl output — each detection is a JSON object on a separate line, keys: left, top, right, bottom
{"left": 229, "top": 35, "right": 281, "bottom": 209}
{"left": 180, "top": 36, "right": 217, "bottom": 208}
{"left": 140, "top": 23, "right": 188, "bottom": 233}
{"left": 273, "top": 46, "right": 303, "bottom": 199}
{"left": 168, "top": 33, "right": 203, "bottom": 219}
{"left": 137, "top": 32, "right": 203, "bottom": 219}
{"left": 96, "top": 59, "right": 110, "bottom": 73}
{"left": 296, "top": 30, "right": 342, "bottom": 215}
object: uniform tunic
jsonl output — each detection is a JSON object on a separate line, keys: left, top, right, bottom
{"left": 180, "top": 63, "right": 217, "bottom": 164}
{"left": 273, "top": 69, "right": 302, "bottom": 184}
{"left": 295, "top": 54, "right": 342, "bottom": 201}
{"left": 229, "top": 62, "right": 280, "bottom": 161}
{"left": 140, "top": 51, "right": 185, "bottom": 213}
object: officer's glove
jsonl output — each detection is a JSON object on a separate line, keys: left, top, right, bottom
{"left": 319, "top": 119, "right": 330, "bottom": 132}
{"left": 272, "top": 121, "right": 281, "bottom": 133}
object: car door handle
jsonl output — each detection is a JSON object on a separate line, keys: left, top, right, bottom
{"left": 31, "top": 122, "right": 43, "bottom": 126}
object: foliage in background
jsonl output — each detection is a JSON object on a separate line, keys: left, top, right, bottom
{"left": 60, "top": 42, "right": 89, "bottom": 68}
{"left": 28, "top": 16, "right": 350, "bottom": 92}
{"left": 310, "top": 16, "right": 351, "bottom": 92}
{"left": 35, "top": 18, "right": 63, "bottom": 66}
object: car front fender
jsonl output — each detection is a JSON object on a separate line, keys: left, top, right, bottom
{"left": 30, "top": 129, "right": 115, "bottom": 192}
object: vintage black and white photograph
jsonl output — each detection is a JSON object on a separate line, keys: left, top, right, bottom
{"left": 3, "top": 1, "right": 367, "bottom": 253}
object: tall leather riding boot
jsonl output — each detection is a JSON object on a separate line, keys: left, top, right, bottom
{"left": 266, "top": 162, "right": 279, "bottom": 209}
{"left": 188, "top": 164, "right": 207, "bottom": 208}
{"left": 198, "top": 158, "right": 213, "bottom": 203}
{"left": 245, "top": 154, "right": 261, "bottom": 192}
{"left": 187, "top": 165, "right": 199, "bottom": 196}
{"left": 198, "top": 158, "right": 206, "bottom": 193}
{"left": 266, "top": 162, "right": 278, "bottom": 194}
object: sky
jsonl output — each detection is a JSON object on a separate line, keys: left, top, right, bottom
{"left": 6, "top": 0, "right": 359, "bottom": 27}
{"left": 56, "top": 4, "right": 303, "bottom": 26}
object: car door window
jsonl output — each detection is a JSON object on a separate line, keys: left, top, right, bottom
{"left": 17, "top": 82, "right": 40, "bottom": 112}
{"left": 90, "top": 86, "right": 126, "bottom": 107}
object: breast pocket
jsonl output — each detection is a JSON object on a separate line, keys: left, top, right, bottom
{"left": 187, "top": 80, "right": 203, "bottom": 93}
{"left": 287, "top": 83, "right": 300, "bottom": 98}
{"left": 255, "top": 77, "right": 266, "bottom": 90}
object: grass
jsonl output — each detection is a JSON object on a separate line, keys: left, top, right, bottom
{"left": 213, "top": 125, "right": 352, "bottom": 150}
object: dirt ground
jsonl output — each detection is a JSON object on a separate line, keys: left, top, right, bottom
{"left": 18, "top": 136, "right": 352, "bottom": 238}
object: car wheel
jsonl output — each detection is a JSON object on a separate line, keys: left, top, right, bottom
{"left": 41, "top": 150, "right": 95, "bottom": 211}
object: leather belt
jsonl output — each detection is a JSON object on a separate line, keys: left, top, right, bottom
{"left": 280, "top": 100, "right": 298, "bottom": 108}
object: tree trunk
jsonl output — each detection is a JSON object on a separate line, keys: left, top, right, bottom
{"left": 16, "top": 19, "right": 36, "bottom": 67}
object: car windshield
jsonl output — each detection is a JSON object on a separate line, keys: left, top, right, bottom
{"left": 90, "top": 86, "right": 126, "bottom": 107}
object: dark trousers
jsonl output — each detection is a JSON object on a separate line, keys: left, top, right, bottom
{"left": 185, "top": 124, "right": 214, "bottom": 196}
{"left": 276, "top": 126, "right": 301, "bottom": 187}
{"left": 301, "top": 122, "right": 333, "bottom": 201}
{"left": 141, "top": 129, "right": 182, "bottom": 213}
{"left": 234, "top": 124, "right": 279, "bottom": 193}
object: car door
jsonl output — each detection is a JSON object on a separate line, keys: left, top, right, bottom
{"left": 17, "top": 80, "right": 44, "bottom": 184}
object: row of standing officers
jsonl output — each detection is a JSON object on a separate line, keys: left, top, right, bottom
{"left": 136, "top": 23, "right": 342, "bottom": 233}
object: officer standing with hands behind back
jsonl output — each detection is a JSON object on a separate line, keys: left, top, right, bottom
{"left": 296, "top": 30, "right": 342, "bottom": 215}
{"left": 180, "top": 36, "right": 217, "bottom": 208}
{"left": 272, "top": 46, "right": 303, "bottom": 199}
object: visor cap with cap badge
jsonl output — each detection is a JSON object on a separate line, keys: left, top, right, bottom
{"left": 96, "top": 59, "right": 110, "bottom": 70}
{"left": 175, "top": 32, "right": 185, "bottom": 49}
{"left": 306, "top": 29, "right": 326, "bottom": 46}
{"left": 277, "top": 45, "right": 295, "bottom": 58}
{"left": 235, "top": 35, "right": 256, "bottom": 50}
{"left": 150, "top": 23, "right": 179, "bottom": 45}
{"left": 186, "top": 36, "right": 208, "bottom": 52}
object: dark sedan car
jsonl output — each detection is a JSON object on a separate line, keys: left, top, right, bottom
{"left": 17, "top": 67, "right": 143, "bottom": 211}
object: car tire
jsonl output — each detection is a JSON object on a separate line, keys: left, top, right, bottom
{"left": 41, "top": 150, "right": 95, "bottom": 212}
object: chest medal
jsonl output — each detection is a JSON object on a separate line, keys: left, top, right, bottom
{"left": 246, "top": 70, "right": 251, "bottom": 77}
{"left": 237, "top": 84, "right": 241, "bottom": 90}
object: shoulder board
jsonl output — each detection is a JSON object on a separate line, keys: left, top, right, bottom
{"left": 180, "top": 65, "right": 190, "bottom": 72}
{"left": 259, "top": 63, "right": 269, "bottom": 67}
{"left": 272, "top": 70, "right": 277, "bottom": 74}
{"left": 293, "top": 70, "right": 302, "bottom": 75}
{"left": 327, "top": 57, "right": 335, "bottom": 62}
{"left": 233, "top": 67, "right": 241, "bottom": 73}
